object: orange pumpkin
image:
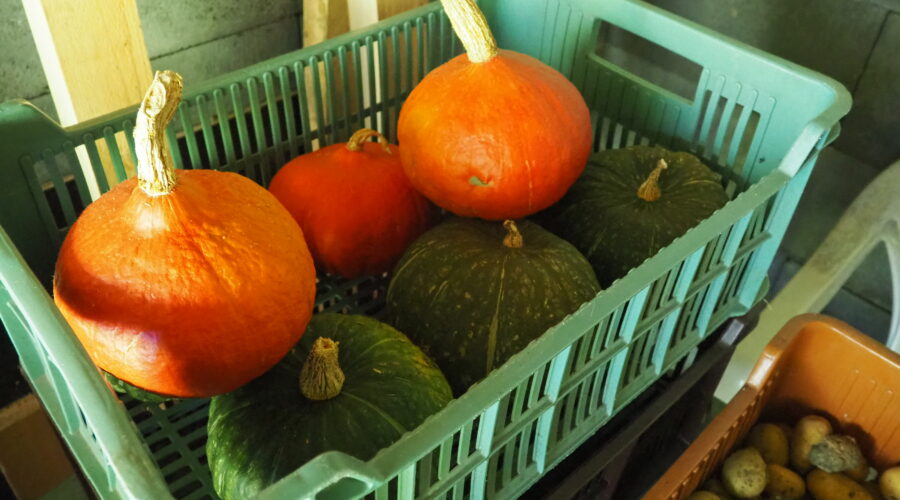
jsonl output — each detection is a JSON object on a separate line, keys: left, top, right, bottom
{"left": 396, "top": 0, "right": 592, "bottom": 220}
{"left": 53, "top": 71, "right": 316, "bottom": 398}
{"left": 268, "top": 128, "right": 436, "bottom": 278}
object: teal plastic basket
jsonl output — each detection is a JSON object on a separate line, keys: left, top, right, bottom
{"left": 0, "top": 1, "right": 849, "bottom": 498}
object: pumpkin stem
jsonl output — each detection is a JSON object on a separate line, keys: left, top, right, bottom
{"left": 346, "top": 128, "right": 392, "bottom": 154}
{"left": 637, "top": 158, "right": 668, "bottom": 202}
{"left": 502, "top": 220, "right": 524, "bottom": 248}
{"left": 135, "top": 70, "right": 183, "bottom": 196}
{"left": 441, "top": 0, "right": 498, "bottom": 63}
{"left": 300, "top": 337, "right": 346, "bottom": 401}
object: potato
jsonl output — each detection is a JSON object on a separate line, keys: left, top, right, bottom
{"left": 686, "top": 492, "right": 723, "bottom": 500}
{"left": 809, "top": 435, "right": 865, "bottom": 474}
{"left": 792, "top": 415, "right": 832, "bottom": 471}
{"left": 807, "top": 470, "right": 873, "bottom": 500}
{"left": 766, "top": 464, "right": 805, "bottom": 499}
{"left": 881, "top": 466, "right": 900, "bottom": 500}
{"left": 776, "top": 422, "right": 794, "bottom": 443}
{"left": 747, "top": 423, "right": 790, "bottom": 466}
{"left": 722, "top": 448, "right": 767, "bottom": 498}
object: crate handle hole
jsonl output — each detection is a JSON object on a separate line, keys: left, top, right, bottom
{"left": 591, "top": 21, "right": 703, "bottom": 104}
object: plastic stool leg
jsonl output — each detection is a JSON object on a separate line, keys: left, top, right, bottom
{"left": 885, "top": 221, "right": 900, "bottom": 351}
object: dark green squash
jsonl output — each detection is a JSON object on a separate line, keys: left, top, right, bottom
{"left": 206, "top": 313, "right": 452, "bottom": 500}
{"left": 386, "top": 218, "right": 600, "bottom": 395}
{"left": 536, "top": 145, "right": 729, "bottom": 287}
{"left": 104, "top": 372, "right": 172, "bottom": 403}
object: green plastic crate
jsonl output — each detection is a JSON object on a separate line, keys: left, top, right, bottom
{"left": 0, "top": 0, "right": 849, "bottom": 498}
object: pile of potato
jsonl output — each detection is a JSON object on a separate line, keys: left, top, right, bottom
{"left": 686, "top": 414, "right": 900, "bottom": 500}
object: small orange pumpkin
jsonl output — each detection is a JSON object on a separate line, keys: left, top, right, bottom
{"left": 397, "top": 0, "right": 592, "bottom": 220}
{"left": 268, "top": 128, "right": 436, "bottom": 278}
{"left": 53, "top": 71, "right": 317, "bottom": 398}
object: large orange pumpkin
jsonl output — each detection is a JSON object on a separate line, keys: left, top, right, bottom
{"left": 396, "top": 0, "right": 592, "bottom": 220}
{"left": 268, "top": 128, "right": 436, "bottom": 278}
{"left": 53, "top": 71, "right": 317, "bottom": 398}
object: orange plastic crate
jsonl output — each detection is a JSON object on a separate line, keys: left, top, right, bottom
{"left": 644, "top": 314, "right": 900, "bottom": 500}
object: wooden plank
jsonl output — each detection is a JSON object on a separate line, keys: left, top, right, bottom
{"left": 300, "top": 0, "right": 427, "bottom": 146}
{"left": 304, "top": 0, "right": 351, "bottom": 45}
{"left": 303, "top": 0, "right": 427, "bottom": 43}
{"left": 23, "top": 0, "right": 152, "bottom": 125}
{"left": 377, "top": 0, "right": 427, "bottom": 19}
{"left": 23, "top": 0, "right": 154, "bottom": 195}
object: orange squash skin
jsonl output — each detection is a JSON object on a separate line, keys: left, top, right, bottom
{"left": 397, "top": 49, "right": 592, "bottom": 220}
{"left": 268, "top": 141, "right": 436, "bottom": 278}
{"left": 53, "top": 170, "right": 316, "bottom": 398}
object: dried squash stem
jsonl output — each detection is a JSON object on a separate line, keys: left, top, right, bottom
{"left": 135, "top": 70, "right": 183, "bottom": 196}
{"left": 300, "top": 337, "right": 346, "bottom": 400}
{"left": 441, "top": 0, "right": 498, "bottom": 63}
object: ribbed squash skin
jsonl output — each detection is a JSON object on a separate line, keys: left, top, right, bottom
{"left": 537, "top": 145, "right": 729, "bottom": 287}
{"left": 53, "top": 170, "right": 316, "bottom": 397}
{"left": 268, "top": 138, "right": 436, "bottom": 278}
{"left": 386, "top": 218, "right": 600, "bottom": 395}
{"left": 397, "top": 50, "right": 592, "bottom": 220}
{"left": 207, "top": 313, "right": 452, "bottom": 500}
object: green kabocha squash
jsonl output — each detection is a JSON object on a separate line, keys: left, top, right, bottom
{"left": 387, "top": 218, "right": 600, "bottom": 395}
{"left": 537, "top": 145, "right": 729, "bottom": 287}
{"left": 207, "top": 313, "right": 452, "bottom": 500}
{"left": 104, "top": 372, "right": 172, "bottom": 404}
